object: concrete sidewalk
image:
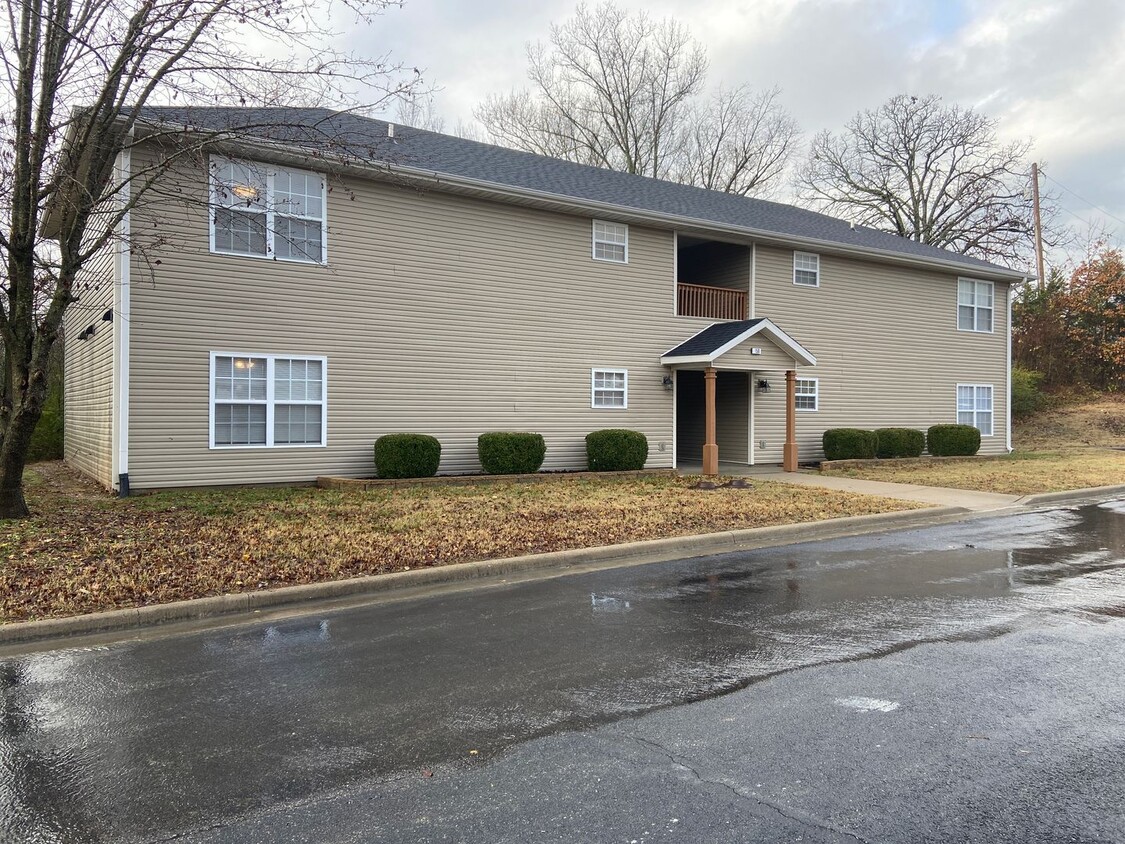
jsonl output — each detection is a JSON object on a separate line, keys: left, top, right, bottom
{"left": 680, "top": 462, "right": 1023, "bottom": 511}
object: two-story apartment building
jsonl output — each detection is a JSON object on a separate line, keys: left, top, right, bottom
{"left": 63, "top": 108, "right": 1026, "bottom": 492}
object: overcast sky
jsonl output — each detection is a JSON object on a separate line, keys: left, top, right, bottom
{"left": 352, "top": 0, "right": 1125, "bottom": 258}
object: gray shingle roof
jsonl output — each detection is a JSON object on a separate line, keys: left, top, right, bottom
{"left": 663, "top": 319, "right": 766, "bottom": 357}
{"left": 139, "top": 106, "right": 1022, "bottom": 277}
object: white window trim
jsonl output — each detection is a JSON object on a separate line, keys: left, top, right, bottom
{"left": 209, "top": 351, "right": 329, "bottom": 449}
{"left": 793, "top": 251, "right": 820, "bottom": 287}
{"left": 591, "top": 368, "right": 628, "bottom": 409}
{"left": 795, "top": 376, "right": 819, "bottom": 412}
{"left": 956, "top": 278, "right": 994, "bottom": 334}
{"left": 956, "top": 382, "right": 994, "bottom": 437}
{"left": 209, "top": 156, "right": 328, "bottom": 265}
{"left": 592, "top": 220, "right": 629, "bottom": 264}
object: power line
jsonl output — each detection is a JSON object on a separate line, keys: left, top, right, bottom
{"left": 1040, "top": 171, "right": 1125, "bottom": 229}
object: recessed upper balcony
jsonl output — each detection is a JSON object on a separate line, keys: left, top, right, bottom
{"left": 677, "top": 236, "right": 751, "bottom": 321}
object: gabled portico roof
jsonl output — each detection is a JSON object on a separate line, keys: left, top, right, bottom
{"left": 661, "top": 318, "right": 817, "bottom": 367}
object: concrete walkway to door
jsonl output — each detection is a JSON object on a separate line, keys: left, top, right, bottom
{"left": 677, "top": 462, "right": 1024, "bottom": 512}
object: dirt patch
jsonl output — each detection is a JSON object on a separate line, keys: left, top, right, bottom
{"left": 1015, "top": 395, "right": 1125, "bottom": 451}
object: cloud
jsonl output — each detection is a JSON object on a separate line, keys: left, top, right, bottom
{"left": 349, "top": 0, "right": 1125, "bottom": 245}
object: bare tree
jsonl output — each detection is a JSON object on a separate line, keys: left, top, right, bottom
{"left": 796, "top": 94, "right": 1050, "bottom": 265}
{"left": 476, "top": 3, "right": 797, "bottom": 193}
{"left": 395, "top": 93, "right": 445, "bottom": 133}
{"left": 0, "top": 0, "right": 420, "bottom": 518}
{"left": 678, "top": 85, "right": 799, "bottom": 197}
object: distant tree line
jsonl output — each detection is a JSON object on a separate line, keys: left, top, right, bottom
{"left": 464, "top": 1, "right": 1061, "bottom": 269}
{"left": 1013, "top": 247, "right": 1125, "bottom": 395}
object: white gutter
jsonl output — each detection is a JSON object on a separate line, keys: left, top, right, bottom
{"left": 134, "top": 121, "right": 1029, "bottom": 285}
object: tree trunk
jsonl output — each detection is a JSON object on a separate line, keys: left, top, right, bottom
{"left": 0, "top": 430, "right": 33, "bottom": 519}
{"left": 0, "top": 472, "right": 30, "bottom": 519}
{"left": 0, "top": 368, "right": 49, "bottom": 521}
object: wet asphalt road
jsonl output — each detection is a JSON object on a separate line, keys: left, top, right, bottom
{"left": 2, "top": 500, "right": 1124, "bottom": 843}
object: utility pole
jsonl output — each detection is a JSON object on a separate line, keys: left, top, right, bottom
{"left": 1031, "top": 162, "right": 1045, "bottom": 289}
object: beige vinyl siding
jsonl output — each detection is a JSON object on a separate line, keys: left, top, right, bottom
{"left": 63, "top": 241, "right": 115, "bottom": 487}
{"left": 714, "top": 338, "right": 797, "bottom": 371}
{"left": 715, "top": 372, "right": 749, "bottom": 463}
{"left": 126, "top": 147, "right": 745, "bottom": 488}
{"left": 120, "top": 145, "right": 1012, "bottom": 486}
{"left": 752, "top": 246, "right": 1010, "bottom": 463}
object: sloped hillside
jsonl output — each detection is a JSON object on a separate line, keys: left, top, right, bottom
{"left": 1014, "top": 395, "right": 1125, "bottom": 451}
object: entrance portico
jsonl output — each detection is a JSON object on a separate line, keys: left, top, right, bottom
{"left": 662, "top": 319, "right": 817, "bottom": 475}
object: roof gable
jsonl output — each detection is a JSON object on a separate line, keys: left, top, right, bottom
{"left": 662, "top": 319, "right": 816, "bottom": 368}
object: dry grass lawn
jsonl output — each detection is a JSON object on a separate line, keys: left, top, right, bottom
{"left": 822, "top": 396, "right": 1125, "bottom": 495}
{"left": 0, "top": 462, "right": 923, "bottom": 623}
{"left": 821, "top": 449, "right": 1125, "bottom": 496}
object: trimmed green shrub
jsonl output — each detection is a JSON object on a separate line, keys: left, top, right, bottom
{"left": 874, "top": 428, "right": 925, "bottom": 459}
{"left": 586, "top": 429, "right": 648, "bottom": 471}
{"left": 927, "top": 424, "right": 981, "bottom": 456}
{"left": 373, "top": 433, "right": 441, "bottom": 479}
{"left": 1011, "top": 367, "right": 1047, "bottom": 419}
{"left": 478, "top": 432, "right": 546, "bottom": 475}
{"left": 822, "top": 428, "right": 878, "bottom": 461}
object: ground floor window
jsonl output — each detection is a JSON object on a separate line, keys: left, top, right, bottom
{"left": 795, "top": 377, "right": 818, "bottom": 411}
{"left": 957, "top": 383, "right": 993, "bottom": 436}
{"left": 210, "top": 353, "right": 327, "bottom": 448}
{"left": 592, "top": 368, "right": 628, "bottom": 408}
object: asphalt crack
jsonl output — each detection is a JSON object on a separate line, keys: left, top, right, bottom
{"left": 616, "top": 733, "right": 875, "bottom": 844}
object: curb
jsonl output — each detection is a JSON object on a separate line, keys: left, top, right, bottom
{"left": 1018, "top": 483, "right": 1125, "bottom": 507}
{"left": 0, "top": 505, "right": 968, "bottom": 646}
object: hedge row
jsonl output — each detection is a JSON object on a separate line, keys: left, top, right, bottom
{"left": 372, "top": 429, "right": 649, "bottom": 478}
{"left": 822, "top": 424, "right": 980, "bottom": 461}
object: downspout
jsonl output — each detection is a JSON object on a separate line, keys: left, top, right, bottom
{"left": 749, "top": 242, "right": 756, "bottom": 464}
{"left": 1006, "top": 280, "right": 1020, "bottom": 454}
{"left": 114, "top": 143, "right": 132, "bottom": 495}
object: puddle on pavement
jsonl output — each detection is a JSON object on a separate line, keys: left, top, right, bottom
{"left": 0, "top": 501, "right": 1122, "bottom": 842}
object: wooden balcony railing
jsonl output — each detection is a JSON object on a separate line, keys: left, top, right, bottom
{"left": 677, "top": 282, "right": 748, "bottom": 321}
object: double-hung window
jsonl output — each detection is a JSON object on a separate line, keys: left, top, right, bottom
{"left": 592, "top": 220, "right": 628, "bottom": 263}
{"left": 956, "top": 384, "right": 993, "bottom": 436}
{"left": 211, "top": 353, "right": 327, "bottom": 448}
{"left": 592, "top": 369, "right": 627, "bottom": 408}
{"left": 957, "top": 279, "right": 993, "bottom": 332}
{"left": 795, "top": 378, "right": 818, "bottom": 411}
{"left": 210, "top": 157, "right": 327, "bottom": 263}
{"left": 793, "top": 251, "right": 820, "bottom": 287}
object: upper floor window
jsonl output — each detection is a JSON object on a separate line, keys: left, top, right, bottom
{"left": 592, "top": 220, "right": 628, "bottom": 263}
{"left": 210, "top": 352, "right": 327, "bottom": 448}
{"left": 795, "top": 377, "right": 818, "bottom": 411}
{"left": 591, "top": 368, "right": 628, "bottom": 408}
{"left": 957, "top": 383, "right": 993, "bottom": 436}
{"left": 793, "top": 251, "right": 820, "bottom": 287}
{"left": 210, "top": 157, "right": 327, "bottom": 264}
{"left": 957, "top": 279, "right": 993, "bottom": 332}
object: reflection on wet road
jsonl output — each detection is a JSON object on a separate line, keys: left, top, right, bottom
{"left": 1, "top": 502, "right": 1123, "bottom": 843}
